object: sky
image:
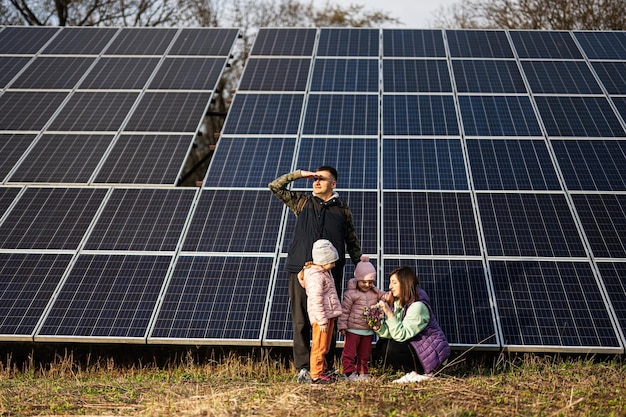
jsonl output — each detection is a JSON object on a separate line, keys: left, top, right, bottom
{"left": 322, "top": 0, "right": 459, "bottom": 28}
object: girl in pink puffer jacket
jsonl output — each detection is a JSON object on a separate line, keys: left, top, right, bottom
{"left": 337, "top": 255, "right": 387, "bottom": 381}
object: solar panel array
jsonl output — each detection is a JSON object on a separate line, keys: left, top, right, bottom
{"left": 1, "top": 26, "right": 625, "bottom": 354}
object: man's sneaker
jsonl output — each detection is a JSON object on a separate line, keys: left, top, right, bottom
{"left": 297, "top": 368, "right": 312, "bottom": 384}
{"left": 345, "top": 373, "right": 361, "bottom": 382}
{"left": 358, "top": 374, "right": 371, "bottom": 381}
{"left": 312, "top": 374, "right": 334, "bottom": 384}
{"left": 392, "top": 371, "right": 433, "bottom": 383}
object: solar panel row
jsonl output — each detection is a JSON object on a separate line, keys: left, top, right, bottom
{"left": 1, "top": 27, "right": 625, "bottom": 354}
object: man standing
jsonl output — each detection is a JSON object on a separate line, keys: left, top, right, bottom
{"left": 269, "top": 166, "right": 362, "bottom": 383}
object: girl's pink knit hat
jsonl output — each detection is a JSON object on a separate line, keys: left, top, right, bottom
{"left": 354, "top": 255, "right": 376, "bottom": 281}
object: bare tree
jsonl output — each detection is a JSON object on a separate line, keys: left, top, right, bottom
{"left": 431, "top": 0, "right": 626, "bottom": 29}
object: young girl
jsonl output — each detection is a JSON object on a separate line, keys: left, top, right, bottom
{"left": 337, "top": 255, "right": 386, "bottom": 381}
{"left": 298, "top": 239, "right": 342, "bottom": 384}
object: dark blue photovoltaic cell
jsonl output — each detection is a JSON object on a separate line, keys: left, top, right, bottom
{"left": 0, "top": 57, "right": 31, "bottom": 88}
{"left": 124, "top": 92, "right": 209, "bottom": 133}
{"left": 467, "top": 139, "right": 561, "bottom": 191}
{"left": 221, "top": 94, "right": 304, "bottom": 135}
{"left": 239, "top": 58, "right": 311, "bottom": 91}
{"left": 592, "top": 62, "right": 626, "bottom": 94}
{"left": 150, "top": 256, "right": 272, "bottom": 341}
{"left": 204, "top": 138, "right": 296, "bottom": 188}
{"left": 446, "top": 30, "right": 513, "bottom": 58}
{"left": 84, "top": 189, "right": 196, "bottom": 252}
{"left": 491, "top": 260, "right": 619, "bottom": 348}
{"left": 521, "top": 61, "right": 602, "bottom": 94}
{"left": 42, "top": 27, "right": 118, "bottom": 55}
{"left": 383, "top": 95, "right": 459, "bottom": 136}
{"left": 478, "top": 193, "right": 586, "bottom": 257}
{"left": 0, "top": 253, "right": 72, "bottom": 337}
{"left": 148, "top": 58, "right": 224, "bottom": 90}
{"left": 535, "top": 96, "right": 625, "bottom": 138}
{"left": 510, "top": 31, "right": 583, "bottom": 59}
{"left": 552, "top": 140, "right": 626, "bottom": 191}
{"left": 168, "top": 28, "right": 239, "bottom": 56}
{"left": 459, "top": 96, "right": 542, "bottom": 137}
{"left": 452, "top": 60, "right": 526, "bottom": 93}
{"left": 383, "top": 60, "right": 452, "bottom": 93}
{"left": 311, "top": 59, "right": 378, "bottom": 92}
{"left": 575, "top": 31, "right": 626, "bottom": 60}
{"left": 382, "top": 29, "right": 446, "bottom": 57}
{"left": 383, "top": 139, "right": 467, "bottom": 190}
{"left": 281, "top": 192, "right": 378, "bottom": 255}
{"left": 47, "top": 92, "right": 138, "bottom": 132}
{"left": 317, "top": 28, "right": 379, "bottom": 57}
{"left": 0, "top": 92, "right": 68, "bottom": 131}
{"left": 383, "top": 192, "right": 481, "bottom": 256}
{"left": 572, "top": 194, "right": 626, "bottom": 259}
{"left": 597, "top": 263, "right": 626, "bottom": 331}
{"left": 0, "top": 187, "right": 107, "bottom": 250}
{"left": 382, "top": 259, "right": 497, "bottom": 346}
{"left": 94, "top": 134, "right": 193, "bottom": 185}
{"left": 104, "top": 28, "right": 177, "bottom": 55}
{"left": 8, "top": 134, "right": 113, "bottom": 183}
{"left": 0, "top": 134, "right": 37, "bottom": 180}
{"left": 183, "top": 190, "right": 284, "bottom": 253}
{"left": 611, "top": 97, "right": 626, "bottom": 124}
{"left": 250, "top": 28, "right": 316, "bottom": 56}
{"left": 78, "top": 57, "right": 159, "bottom": 90}
{"left": 303, "top": 94, "right": 378, "bottom": 136}
{"left": 0, "top": 26, "right": 59, "bottom": 54}
{"left": 11, "top": 57, "right": 95, "bottom": 89}
{"left": 37, "top": 254, "right": 171, "bottom": 339}
{"left": 296, "top": 138, "right": 378, "bottom": 189}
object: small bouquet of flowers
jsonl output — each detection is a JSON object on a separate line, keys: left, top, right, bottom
{"left": 363, "top": 304, "right": 384, "bottom": 329}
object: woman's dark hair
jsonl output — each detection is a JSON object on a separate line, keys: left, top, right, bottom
{"left": 389, "top": 266, "right": 419, "bottom": 307}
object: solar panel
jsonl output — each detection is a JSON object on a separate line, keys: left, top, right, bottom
{"left": 383, "top": 139, "right": 467, "bottom": 190}
{"left": 167, "top": 28, "right": 239, "bottom": 56}
{"left": 384, "top": 59, "right": 452, "bottom": 93}
{"left": 0, "top": 57, "right": 32, "bottom": 88}
{"left": 148, "top": 58, "right": 225, "bottom": 90}
{"left": 104, "top": 28, "right": 177, "bottom": 55}
{"left": 0, "top": 26, "right": 59, "bottom": 54}
{"left": 311, "top": 58, "right": 378, "bottom": 92}
{"left": 204, "top": 137, "right": 296, "bottom": 188}
{"left": 8, "top": 134, "right": 114, "bottom": 183}
{"left": 382, "top": 29, "right": 446, "bottom": 57}
{"left": 84, "top": 188, "right": 196, "bottom": 252}
{"left": 446, "top": 30, "right": 514, "bottom": 58}
{"left": 575, "top": 31, "right": 626, "bottom": 60}
{"left": 150, "top": 256, "right": 273, "bottom": 342}
{"left": 0, "top": 134, "right": 37, "bottom": 180}
{"left": 467, "top": 139, "right": 561, "bottom": 190}
{"left": 123, "top": 92, "right": 210, "bottom": 133}
{"left": 10, "top": 57, "right": 96, "bottom": 90}
{"left": 478, "top": 193, "right": 586, "bottom": 257}
{"left": 521, "top": 61, "right": 602, "bottom": 94}
{"left": 78, "top": 57, "right": 160, "bottom": 90}
{"left": 383, "top": 95, "right": 459, "bottom": 136}
{"left": 37, "top": 254, "right": 172, "bottom": 341}
{"left": 459, "top": 96, "right": 542, "bottom": 137}
{"left": 42, "top": 27, "right": 118, "bottom": 55}
{"left": 596, "top": 262, "right": 626, "bottom": 332}
{"left": 250, "top": 28, "right": 316, "bottom": 56}
{"left": 0, "top": 187, "right": 107, "bottom": 250}
{"left": 0, "top": 253, "right": 72, "bottom": 339}
{"left": 572, "top": 194, "right": 626, "bottom": 259}
{"left": 0, "top": 187, "right": 21, "bottom": 215}
{"left": 238, "top": 58, "right": 311, "bottom": 91}
{"left": 93, "top": 134, "right": 193, "bottom": 185}
{"left": 535, "top": 96, "right": 626, "bottom": 137}
{"left": 510, "top": 31, "right": 583, "bottom": 59}
{"left": 303, "top": 94, "right": 379, "bottom": 136}
{"left": 317, "top": 28, "right": 379, "bottom": 57}
{"left": 591, "top": 62, "right": 626, "bottom": 94}
{"left": 452, "top": 60, "right": 525, "bottom": 94}
{"left": 552, "top": 139, "right": 626, "bottom": 191}
{"left": 491, "top": 260, "right": 620, "bottom": 350}
{"left": 221, "top": 94, "right": 304, "bottom": 135}
{"left": 0, "top": 92, "right": 68, "bottom": 131}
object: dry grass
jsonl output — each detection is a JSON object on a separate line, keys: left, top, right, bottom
{"left": 0, "top": 346, "right": 624, "bottom": 416}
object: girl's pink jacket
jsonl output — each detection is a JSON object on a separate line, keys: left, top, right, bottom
{"left": 298, "top": 265, "right": 342, "bottom": 325}
{"left": 338, "top": 278, "right": 385, "bottom": 332}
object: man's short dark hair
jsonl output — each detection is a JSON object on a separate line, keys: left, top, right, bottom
{"left": 316, "top": 165, "right": 338, "bottom": 181}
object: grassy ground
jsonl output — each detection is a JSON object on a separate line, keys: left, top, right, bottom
{"left": 0, "top": 345, "right": 624, "bottom": 416}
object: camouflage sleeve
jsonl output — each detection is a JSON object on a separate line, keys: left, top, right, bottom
{"left": 343, "top": 205, "right": 363, "bottom": 265}
{"left": 268, "top": 170, "right": 308, "bottom": 215}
